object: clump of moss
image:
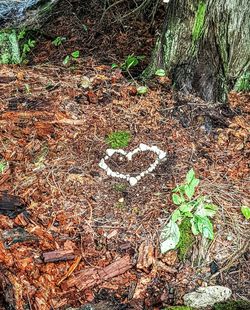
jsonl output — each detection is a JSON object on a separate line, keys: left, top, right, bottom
{"left": 234, "top": 71, "right": 250, "bottom": 92}
{"left": 176, "top": 218, "right": 195, "bottom": 261}
{"left": 106, "top": 131, "right": 131, "bottom": 149}
{"left": 213, "top": 300, "right": 250, "bottom": 310}
{"left": 192, "top": 1, "right": 207, "bottom": 48}
{"left": 113, "top": 183, "right": 127, "bottom": 192}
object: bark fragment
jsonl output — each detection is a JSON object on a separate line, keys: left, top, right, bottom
{"left": 66, "top": 255, "right": 133, "bottom": 291}
{"left": 42, "top": 249, "right": 75, "bottom": 263}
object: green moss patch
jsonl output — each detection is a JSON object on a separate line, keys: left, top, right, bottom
{"left": 234, "top": 71, "right": 250, "bottom": 92}
{"left": 0, "top": 30, "right": 21, "bottom": 64}
{"left": 176, "top": 218, "right": 195, "bottom": 261}
{"left": 106, "top": 131, "right": 131, "bottom": 149}
{"left": 213, "top": 300, "right": 250, "bottom": 310}
{"left": 192, "top": 1, "right": 207, "bottom": 44}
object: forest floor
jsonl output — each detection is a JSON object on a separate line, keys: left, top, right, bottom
{"left": 0, "top": 1, "right": 249, "bottom": 309}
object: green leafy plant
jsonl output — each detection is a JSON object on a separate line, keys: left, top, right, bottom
{"left": 52, "top": 36, "right": 66, "bottom": 46}
{"left": 17, "top": 29, "right": 26, "bottom": 41}
{"left": 106, "top": 131, "right": 131, "bottom": 149}
{"left": 17, "top": 29, "right": 36, "bottom": 63}
{"left": 112, "top": 54, "right": 145, "bottom": 71}
{"left": 21, "top": 39, "right": 36, "bottom": 62}
{"left": 0, "top": 160, "right": 8, "bottom": 174}
{"left": 63, "top": 50, "right": 80, "bottom": 65}
{"left": 241, "top": 206, "right": 250, "bottom": 220}
{"left": 160, "top": 168, "right": 218, "bottom": 254}
{"left": 71, "top": 50, "right": 80, "bottom": 58}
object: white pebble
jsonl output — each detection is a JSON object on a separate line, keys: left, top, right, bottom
{"left": 99, "top": 159, "right": 108, "bottom": 170}
{"left": 126, "top": 152, "right": 133, "bottom": 161}
{"left": 139, "top": 143, "right": 150, "bottom": 151}
{"left": 106, "top": 168, "right": 113, "bottom": 176}
{"left": 116, "top": 149, "right": 126, "bottom": 155}
{"left": 148, "top": 166, "right": 155, "bottom": 172}
{"left": 159, "top": 151, "right": 166, "bottom": 159}
{"left": 106, "top": 149, "right": 116, "bottom": 157}
{"left": 136, "top": 175, "right": 141, "bottom": 181}
{"left": 151, "top": 145, "right": 160, "bottom": 153}
{"left": 129, "top": 177, "right": 138, "bottom": 186}
{"left": 111, "top": 171, "right": 119, "bottom": 177}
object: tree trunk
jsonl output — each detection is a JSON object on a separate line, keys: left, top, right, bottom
{"left": 0, "top": 0, "right": 59, "bottom": 64}
{"left": 146, "top": 0, "right": 250, "bottom": 102}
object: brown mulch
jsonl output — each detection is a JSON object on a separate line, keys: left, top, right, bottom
{"left": 0, "top": 62, "right": 249, "bottom": 309}
{"left": 0, "top": 1, "right": 249, "bottom": 309}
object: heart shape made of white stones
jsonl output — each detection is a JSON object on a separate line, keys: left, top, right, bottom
{"left": 99, "top": 143, "right": 166, "bottom": 186}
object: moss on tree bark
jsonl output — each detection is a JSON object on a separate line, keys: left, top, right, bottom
{"left": 146, "top": 0, "right": 250, "bottom": 102}
{"left": 0, "top": 30, "right": 21, "bottom": 64}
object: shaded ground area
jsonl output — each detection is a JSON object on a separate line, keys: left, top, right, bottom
{"left": 0, "top": 0, "right": 249, "bottom": 309}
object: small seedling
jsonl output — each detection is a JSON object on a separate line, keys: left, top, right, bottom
{"left": 71, "top": 50, "right": 80, "bottom": 58}
{"left": 63, "top": 50, "right": 80, "bottom": 65}
{"left": 0, "top": 161, "right": 8, "bottom": 173}
{"left": 106, "top": 131, "right": 131, "bottom": 149}
{"left": 137, "top": 85, "right": 148, "bottom": 95}
{"left": 52, "top": 36, "right": 66, "bottom": 46}
{"left": 160, "top": 168, "right": 218, "bottom": 254}
{"left": 241, "top": 206, "right": 250, "bottom": 220}
{"left": 17, "top": 29, "right": 26, "bottom": 41}
{"left": 112, "top": 54, "right": 145, "bottom": 72}
{"left": 155, "top": 69, "right": 166, "bottom": 77}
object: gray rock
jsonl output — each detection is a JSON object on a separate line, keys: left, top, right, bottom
{"left": 184, "top": 285, "right": 232, "bottom": 308}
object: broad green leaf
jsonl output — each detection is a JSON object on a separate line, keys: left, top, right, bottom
{"left": 111, "top": 63, "right": 119, "bottom": 69}
{"left": 0, "top": 161, "right": 8, "bottom": 173}
{"left": 183, "top": 211, "right": 194, "bottom": 218}
{"left": 195, "top": 203, "right": 218, "bottom": 218}
{"left": 241, "top": 206, "right": 250, "bottom": 220}
{"left": 184, "top": 184, "right": 195, "bottom": 200}
{"left": 155, "top": 69, "right": 166, "bottom": 77}
{"left": 172, "top": 193, "right": 184, "bottom": 205}
{"left": 172, "top": 185, "right": 186, "bottom": 194}
{"left": 171, "top": 209, "right": 182, "bottom": 222}
{"left": 186, "top": 168, "right": 195, "bottom": 184}
{"left": 137, "top": 86, "right": 148, "bottom": 95}
{"left": 71, "top": 50, "right": 80, "bottom": 58}
{"left": 203, "top": 204, "right": 218, "bottom": 217}
{"left": 195, "top": 215, "right": 214, "bottom": 239}
{"left": 63, "top": 55, "right": 70, "bottom": 65}
{"left": 190, "top": 218, "right": 199, "bottom": 235}
{"left": 201, "top": 217, "right": 214, "bottom": 239}
{"left": 179, "top": 203, "right": 193, "bottom": 213}
{"left": 190, "top": 177, "right": 200, "bottom": 188}
{"left": 160, "top": 220, "right": 180, "bottom": 254}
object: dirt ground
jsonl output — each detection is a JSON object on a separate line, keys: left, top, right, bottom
{"left": 0, "top": 1, "right": 249, "bottom": 309}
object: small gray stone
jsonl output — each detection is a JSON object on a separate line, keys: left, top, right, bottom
{"left": 183, "top": 285, "right": 232, "bottom": 308}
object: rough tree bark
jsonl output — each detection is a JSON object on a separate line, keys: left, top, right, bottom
{"left": 0, "top": 0, "right": 59, "bottom": 64}
{"left": 146, "top": 0, "right": 250, "bottom": 102}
